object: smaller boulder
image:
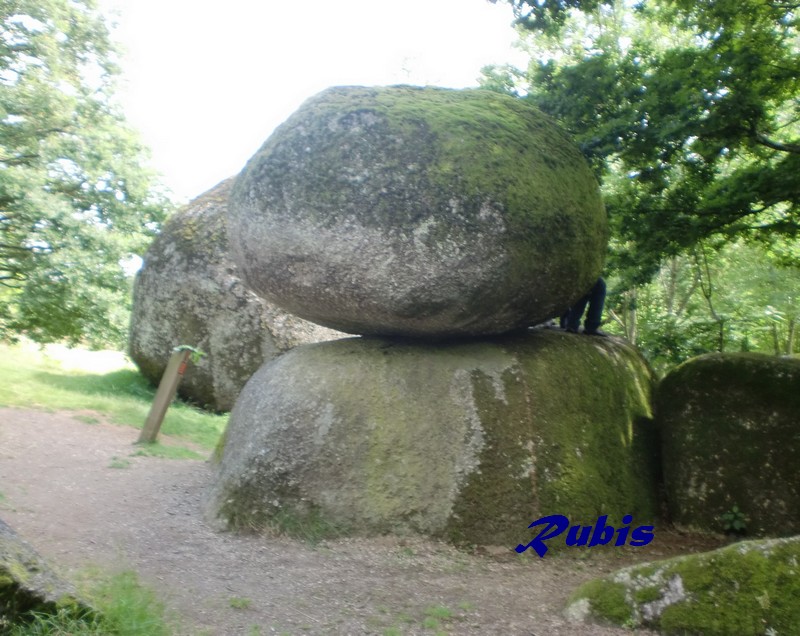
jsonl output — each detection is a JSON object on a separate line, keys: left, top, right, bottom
{"left": 1, "top": 518, "right": 93, "bottom": 628}
{"left": 657, "top": 353, "right": 800, "bottom": 537}
{"left": 565, "top": 535, "right": 800, "bottom": 634}
{"left": 129, "top": 178, "right": 343, "bottom": 412}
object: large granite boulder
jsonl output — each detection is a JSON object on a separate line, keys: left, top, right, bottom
{"left": 229, "top": 85, "right": 608, "bottom": 338}
{"left": 565, "top": 535, "right": 800, "bottom": 634}
{"left": 206, "top": 328, "right": 658, "bottom": 545}
{"left": 129, "top": 178, "right": 342, "bottom": 412}
{"left": 1, "top": 518, "right": 92, "bottom": 629}
{"left": 657, "top": 353, "right": 800, "bottom": 537}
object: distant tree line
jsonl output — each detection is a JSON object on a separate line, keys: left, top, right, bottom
{"left": 0, "top": 0, "right": 170, "bottom": 348}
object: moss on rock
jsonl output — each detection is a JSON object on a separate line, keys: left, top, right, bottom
{"left": 1, "top": 518, "right": 94, "bottom": 629}
{"left": 129, "top": 178, "right": 343, "bottom": 412}
{"left": 206, "top": 328, "right": 658, "bottom": 545}
{"left": 229, "top": 85, "right": 608, "bottom": 338}
{"left": 656, "top": 353, "right": 800, "bottom": 536}
{"left": 566, "top": 534, "right": 800, "bottom": 634}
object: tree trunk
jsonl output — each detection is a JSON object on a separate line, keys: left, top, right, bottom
{"left": 628, "top": 289, "right": 638, "bottom": 345}
{"left": 772, "top": 323, "right": 781, "bottom": 355}
{"left": 786, "top": 318, "right": 796, "bottom": 355}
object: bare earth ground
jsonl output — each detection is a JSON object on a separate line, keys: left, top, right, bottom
{"left": 0, "top": 408, "right": 725, "bottom": 636}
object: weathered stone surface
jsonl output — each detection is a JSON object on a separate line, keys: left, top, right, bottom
{"left": 565, "top": 535, "right": 800, "bottom": 634}
{"left": 229, "top": 85, "right": 608, "bottom": 338}
{"left": 129, "top": 178, "right": 343, "bottom": 412}
{"left": 657, "top": 353, "right": 800, "bottom": 537}
{"left": 1, "top": 518, "right": 92, "bottom": 628}
{"left": 206, "top": 328, "right": 658, "bottom": 545}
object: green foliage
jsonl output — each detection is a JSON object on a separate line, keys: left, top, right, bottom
{"left": 0, "top": 342, "right": 227, "bottom": 449}
{"left": 0, "top": 0, "right": 171, "bottom": 348}
{"left": 721, "top": 505, "right": 747, "bottom": 536}
{"left": 172, "top": 345, "right": 206, "bottom": 364}
{"left": 605, "top": 240, "right": 800, "bottom": 371}
{"left": 489, "top": 0, "right": 799, "bottom": 284}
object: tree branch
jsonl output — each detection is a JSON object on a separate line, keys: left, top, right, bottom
{"left": 0, "top": 244, "right": 34, "bottom": 251}
{"left": 754, "top": 131, "right": 800, "bottom": 154}
{"left": 0, "top": 153, "right": 40, "bottom": 165}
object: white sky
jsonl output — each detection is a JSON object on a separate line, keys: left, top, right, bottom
{"left": 100, "top": 0, "right": 527, "bottom": 202}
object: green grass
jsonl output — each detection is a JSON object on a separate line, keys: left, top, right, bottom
{"left": 131, "top": 443, "right": 205, "bottom": 460}
{"left": 228, "top": 596, "right": 252, "bottom": 610}
{"left": 0, "top": 343, "right": 227, "bottom": 450}
{"left": 109, "top": 457, "right": 133, "bottom": 469}
{"left": 8, "top": 570, "right": 171, "bottom": 636}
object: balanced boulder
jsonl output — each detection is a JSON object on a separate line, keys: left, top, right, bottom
{"left": 207, "top": 328, "right": 658, "bottom": 545}
{"left": 228, "top": 85, "right": 608, "bottom": 338}
{"left": 657, "top": 353, "right": 800, "bottom": 537}
{"left": 129, "top": 178, "right": 342, "bottom": 412}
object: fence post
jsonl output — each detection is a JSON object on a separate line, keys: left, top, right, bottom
{"left": 137, "top": 348, "right": 192, "bottom": 444}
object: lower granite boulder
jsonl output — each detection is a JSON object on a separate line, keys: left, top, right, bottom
{"left": 565, "top": 535, "right": 800, "bottom": 635}
{"left": 206, "top": 328, "right": 659, "bottom": 546}
{"left": 1, "top": 518, "right": 92, "bottom": 629}
{"left": 657, "top": 353, "right": 800, "bottom": 537}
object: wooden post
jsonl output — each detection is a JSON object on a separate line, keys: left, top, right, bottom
{"left": 137, "top": 348, "right": 192, "bottom": 444}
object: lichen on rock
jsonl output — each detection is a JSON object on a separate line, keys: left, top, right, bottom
{"left": 656, "top": 353, "right": 800, "bottom": 536}
{"left": 206, "top": 328, "right": 658, "bottom": 545}
{"left": 128, "top": 178, "right": 343, "bottom": 412}
{"left": 229, "top": 85, "right": 608, "bottom": 338}
{"left": 565, "top": 534, "right": 800, "bottom": 634}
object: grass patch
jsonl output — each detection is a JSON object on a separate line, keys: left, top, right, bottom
{"left": 374, "top": 603, "right": 471, "bottom": 636}
{"left": 131, "top": 443, "right": 205, "bottom": 461}
{"left": 424, "top": 605, "right": 453, "bottom": 620}
{"left": 246, "top": 507, "right": 349, "bottom": 546}
{"left": 0, "top": 343, "right": 226, "bottom": 450}
{"left": 8, "top": 570, "right": 170, "bottom": 636}
{"left": 109, "top": 457, "right": 132, "bottom": 469}
{"left": 73, "top": 414, "right": 101, "bottom": 425}
{"left": 228, "top": 597, "right": 252, "bottom": 610}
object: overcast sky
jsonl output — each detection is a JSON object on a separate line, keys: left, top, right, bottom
{"left": 100, "top": 0, "right": 526, "bottom": 202}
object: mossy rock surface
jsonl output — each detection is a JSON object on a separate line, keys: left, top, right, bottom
{"left": 565, "top": 534, "right": 800, "bottom": 634}
{"left": 229, "top": 85, "right": 607, "bottom": 338}
{"left": 129, "top": 178, "right": 343, "bottom": 412}
{"left": 657, "top": 353, "right": 800, "bottom": 536}
{"left": 1, "top": 518, "right": 93, "bottom": 629}
{"left": 206, "top": 328, "right": 658, "bottom": 545}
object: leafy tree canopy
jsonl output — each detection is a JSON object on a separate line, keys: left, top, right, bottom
{"left": 488, "top": 0, "right": 800, "bottom": 283}
{"left": 0, "top": 0, "right": 169, "bottom": 347}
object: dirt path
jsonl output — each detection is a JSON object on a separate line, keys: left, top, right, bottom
{"left": 0, "top": 408, "right": 720, "bottom": 635}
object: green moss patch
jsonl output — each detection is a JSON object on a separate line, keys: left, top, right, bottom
{"left": 1, "top": 519, "right": 95, "bottom": 629}
{"left": 567, "top": 535, "right": 800, "bottom": 634}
